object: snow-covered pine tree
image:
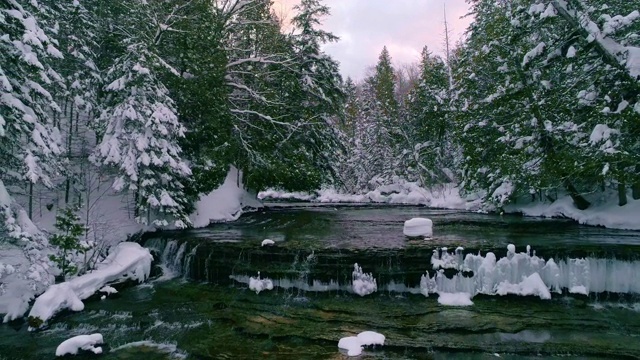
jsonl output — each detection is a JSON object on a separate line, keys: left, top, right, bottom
{"left": 94, "top": 45, "right": 191, "bottom": 228}
{"left": 456, "top": 0, "right": 639, "bottom": 208}
{"left": 287, "top": 0, "right": 345, "bottom": 189}
{"left": 404, "top": 46, "right": 452, "bottom": 186}
{"left": 45, "top": 0, "right": 101, "bottom": 205}
{"left": 0, "top": 0, "right": 65, "bottom": 215}
{"left": 92, "top": 0, "right": 192, "bottom": 228}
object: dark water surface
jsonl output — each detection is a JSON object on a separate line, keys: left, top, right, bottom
{"left": 1, "top": 205, "right": 640, "bottom": 359}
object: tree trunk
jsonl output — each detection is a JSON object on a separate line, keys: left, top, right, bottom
{"left": 618, "top": 183, "right": 627, "bottom": 206}
{"left": 65, "top": 104, "right": 74, "bottom": 204}
{"left": 563, "top": 179, "right": 590, "bottom": 210}
{"left": 633, "top": 166, "right": 640, "bottom": 200}
{"left": 28, "top": 182, "right": 34, "bottom": 219}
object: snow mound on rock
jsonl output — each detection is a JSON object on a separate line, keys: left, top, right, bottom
{"left": 56, "top": 333, "right": 103, "bottom": 356}
{"left": 338, "top": 331, "right": 385, "bottom": 357}
{"left": 403, "top": 217, "right": 433, "bottom": 237}
{"left": 28, "top": 242, "right": 152, "bottom": 328}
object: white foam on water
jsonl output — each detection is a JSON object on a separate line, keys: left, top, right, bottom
{"left": 110, "top": 340, "right": 187, "bottom": 359}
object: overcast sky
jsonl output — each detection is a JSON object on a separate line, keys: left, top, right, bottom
{"left": 273, "top": 0, "right": 472, "bottom": 80}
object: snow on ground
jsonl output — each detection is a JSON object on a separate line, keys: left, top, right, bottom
{"left": 403, "top": 217, "right": 433, "bottom": 237}
{"left": 338, "top": 331, "right": 385, "bottom": 357}
{"left": 56, "top": 333, "right": 103, "bottom": 356}
{"left": 1, "top": 181, "right": 54, "bottom": 323}
{"left": 352, "top": 263, "right": 377, "bottom": 296}
{"left": 190, "top": 166, "right": 263, "bottom": 227}
{"left": 505, "top": 190, "right": 640, "bottom": 230}
{"left": 262, "top": 182, "right": 640, "bottom": 231}
{"left": 28, "top": 242, "right": 152, "bottom": 328}
{"left": 248, "top": 272, "right": 273, "bottom": 294}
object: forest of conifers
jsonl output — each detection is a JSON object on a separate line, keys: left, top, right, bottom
{"left": 1, "top": 0, "right": 639, "bottom": 230}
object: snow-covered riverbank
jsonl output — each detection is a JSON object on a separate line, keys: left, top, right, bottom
{"left": 260, "top": 185, "right": 640, "bottom": 231}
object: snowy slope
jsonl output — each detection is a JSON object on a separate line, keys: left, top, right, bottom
{"left": 505, "top": 191, "right": 640, "bottom": 230}
{"left": 190, "top": 166, "right": 263, "bottom": 227}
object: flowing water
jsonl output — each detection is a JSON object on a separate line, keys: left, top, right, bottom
{"left": 1, "top": 204, "right": 640, "bottom": 359}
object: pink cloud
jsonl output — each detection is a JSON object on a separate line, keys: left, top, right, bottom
{"left": 273, "top": 0, "right": 472, "bottom": 79}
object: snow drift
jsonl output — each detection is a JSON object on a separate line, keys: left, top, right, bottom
{"left": 28, "top": 242, "right": 152, "bottom": 328}
{"left": 190, "top": 166, "right": 263, "bottom": 227}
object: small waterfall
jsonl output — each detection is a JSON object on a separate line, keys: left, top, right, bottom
{"left": 146, "top": 239, "right": 197, "bottom": 280}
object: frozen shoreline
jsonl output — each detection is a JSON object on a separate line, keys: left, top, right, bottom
{"left": 260, "top": 186, "right": 640, "bottom": 231}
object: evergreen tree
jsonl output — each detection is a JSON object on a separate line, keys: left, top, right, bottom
{"left": 92, "top": 1, "right": 192, "bottom": 227}
{"left": 49, "top": 207, "right": 87, "bottom": 280}
{"left": 0, "top": 0, "right": 64, "bottom": 192}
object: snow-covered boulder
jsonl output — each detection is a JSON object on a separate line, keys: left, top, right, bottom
{"left": 56, "top": 333, "right": 104, "bottom": 356}
{"left": 261, "top": 239, "right": 275, "bottom": 247}
{"left": 338, "top": 331, "right": 385, "bottom": 356}
{"left": 437, "top": 292, "right": 474, "bottom": 306}
{"left": 28, "top": 242, "right": 152, "bottom": 329}
{"left": 403, "top": 218, "right": 433, "bottom": 237}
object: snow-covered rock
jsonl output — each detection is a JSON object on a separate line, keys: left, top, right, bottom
{"left": 437, "top": 292, "right": 474, "bottom": 306}
{"left": 403, "top": 217, "right": 433, "bottom": 237}
{"left": 338, "top": 331, "right": 385, "bottom": 357}
{"left": 56, "top": 333, "right": 104, "bottom": 356}
{"left": 28, "top": 242, "right": 152, "bottom": 328}
{"left": 261, "top": 239, "right": 275, "bottom": 247}
{"left": 99, "top": 286, "right": 117, "bottom": 295}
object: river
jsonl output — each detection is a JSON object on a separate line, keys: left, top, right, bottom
{"left": 1, "top": 204, "right": 640, "bottom": 359}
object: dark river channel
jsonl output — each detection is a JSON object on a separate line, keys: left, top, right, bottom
{"left": 1, "top": 204, "right": 640, "bottom": 359}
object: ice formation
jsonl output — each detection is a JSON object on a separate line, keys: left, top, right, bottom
{"left": 352, "top": 263, "right": 377, "bottom": 296}
{"left": 56, "top": 333, "right": 104, "bottom": 356}
{"left": 338, "top": 331, "right": 385, "bottom": 356}
{"left": 248, "top": 272, "right": 273, "bottom": 294}
{"left": 422, "top": 244, "right": 640, "bottom": 298}
{"left": 403, "top": 217, "right": 433, "bottom": 237}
